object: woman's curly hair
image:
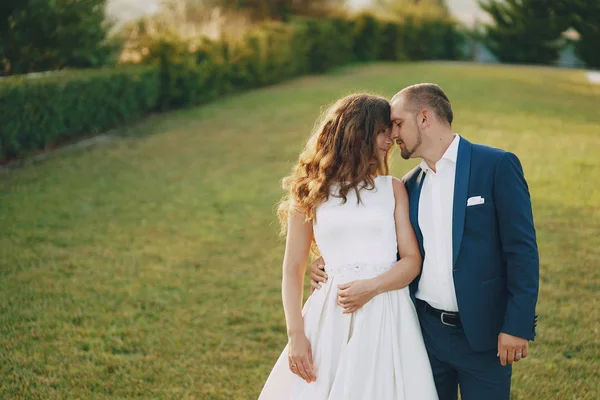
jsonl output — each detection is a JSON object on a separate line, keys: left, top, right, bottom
{"left": 278, "top": 93, "right": 392, "bottom": 234}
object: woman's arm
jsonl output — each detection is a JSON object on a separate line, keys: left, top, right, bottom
{"left": 337, "top": 178, "right": 422, "bottom": 313}
{"left": 281, "top": 208, "right": 316, "bottom": 383}
{"left": 370, "top": 177, "right": 422, "bottom": 294}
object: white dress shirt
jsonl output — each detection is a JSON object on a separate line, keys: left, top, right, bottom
{"left": 415, "top": 134, "right": 461, "bottom": 312}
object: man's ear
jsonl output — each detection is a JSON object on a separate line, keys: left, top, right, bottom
{"left": 421, "top": 109, "right": 430, "bottom": 127}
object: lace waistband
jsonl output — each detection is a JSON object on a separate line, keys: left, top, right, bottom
{"left": 324, "top": 261, "right": 395, "bottom": 282}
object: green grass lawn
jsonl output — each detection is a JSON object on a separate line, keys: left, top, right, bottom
{"left": 1, "top": 62, "right": 599, "bottom": 399}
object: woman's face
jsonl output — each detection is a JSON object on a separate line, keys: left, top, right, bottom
{"left": 374, "top": 125, "right": 393, "bottom": 162}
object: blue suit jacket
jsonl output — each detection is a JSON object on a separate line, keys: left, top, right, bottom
{"left": 403, "top": 137, "right": 539, "bottom": 352}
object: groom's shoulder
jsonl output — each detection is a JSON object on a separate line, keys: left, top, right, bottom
{"left": 401, "top": 165, "right": 421, "bottom": 184}
{"left": 470, "top": 142, "right": 508, "bottom": 165}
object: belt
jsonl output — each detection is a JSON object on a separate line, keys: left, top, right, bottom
{"left": 324, "top": 261, "right": 394, "bottom": 282}
{"left": 418, "top": 299, "right": 462, "bottom": 327}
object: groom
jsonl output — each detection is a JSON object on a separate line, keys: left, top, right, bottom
{"left": 309, "top": 83, "right": 539, "bottom": 400}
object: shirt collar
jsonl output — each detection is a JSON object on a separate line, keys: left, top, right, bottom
{"left": 419, "top": 134, "right": 461, "bottom": 172}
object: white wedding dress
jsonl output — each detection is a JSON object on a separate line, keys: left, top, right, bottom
{"left": 258, "top": 176, "right": 438, "bottom": 400}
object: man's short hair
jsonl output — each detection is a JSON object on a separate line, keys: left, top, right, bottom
{"left": 395, "top": 83, "right": 453, "bottom": 126}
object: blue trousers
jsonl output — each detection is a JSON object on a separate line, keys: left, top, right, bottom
{"left": 416, "top": 301, "right": 512, "bottom": 400}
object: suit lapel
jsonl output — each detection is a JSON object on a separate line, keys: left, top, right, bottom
{"left": 407, "top": 169, "right": 426, "bottom": 301}
{"left": 410, "top": 169, "right": 426, "bottom": 255}
{"left": 452, "top": 138, "right": 472, "bottom": 268}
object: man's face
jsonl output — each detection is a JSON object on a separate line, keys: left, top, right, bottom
{"left": 390, "top": 95, "right": 423, "bottom": 160}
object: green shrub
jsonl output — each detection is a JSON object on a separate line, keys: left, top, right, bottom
{"left": 397, "top": 15, "right": 466, "bottom": 61}
{"left": 439, "top": 22, "right": 469, "bottom": 61}
{"left": 240, "top": 29, "right": 270, "bottom": 86}
{"left": 398, "top": 17, "right": 426, "bottom": 60}
{"left": 144, "top": 35, "right": 225, "bottom": 110}
{"left": 261, "top": 22, "right": 311, "bottom": 81}
{"left": 329, "top": 17, "right": 357, "bottom": 65}
{"left": 223, "top": 29, "right": 271, "bottom": 90}
{"left": 202, "top": 40, "right": 235, "bottom": 96}
{"left": 380, "top": 21, "right": 407, "bottom": 61}
{"left": 295, "top": 18, "right": 339, "bottom": 73}
{"left": 411, "top": 17, "right": 447, "bottom": 60}
{"left": 0, "top": 66, "right": 159, "bottom": 161}
{"left": 143, "top": 21, "right": 313, "bottom": 110}
{"left": 353, "top": 13, "right": 384, "bottom": 62}
{"left": 226, "top": 39, "right": 258, "bottom": 90}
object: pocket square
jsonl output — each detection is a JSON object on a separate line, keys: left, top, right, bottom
{"left": 467, "top": 196, "right": 485, "bottom": 206}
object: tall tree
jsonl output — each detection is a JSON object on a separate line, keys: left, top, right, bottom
{"left": 1, "top": 0, "right": 114, "bottom": 75}
{"left": 568, "top": 0, "right": 600, "bottom": 68}
{"left": 478, "top": 0, "right": 572, "bottom": 65}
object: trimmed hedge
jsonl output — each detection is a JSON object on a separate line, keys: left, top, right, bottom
{"left": 354, "top": 14, "right": 385, "bottom": 62}
{"left": 146, "top": 14, "right": 465, "bottom": 113}
{"left": 299, "top": 18, "right": 351, "bottom": 73}
{"left": 0, "top": 66, "right": 159, "bottom": 161}
{"left": 0, "top": 13, "right": 466, "bottom": 161}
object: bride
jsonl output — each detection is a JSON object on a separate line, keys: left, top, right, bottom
{"left": 258, "top": 93, "right": 438, "bottom": 400}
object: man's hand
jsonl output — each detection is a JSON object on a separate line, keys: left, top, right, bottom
{"left": 309, "top": 257, "right": 327, "bottom": 293}
{"left": 337, "top": 279, "right": 378, "bottom": 314}
{"left": 497, "top": 332, "right": 529, "bottom": 366}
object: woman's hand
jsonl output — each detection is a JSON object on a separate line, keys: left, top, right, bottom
{"left": 288, "top": 332, "right": 316, "bottom": 383}
{"left": 337, "top": 279, "right": 378, "bottom": 314}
